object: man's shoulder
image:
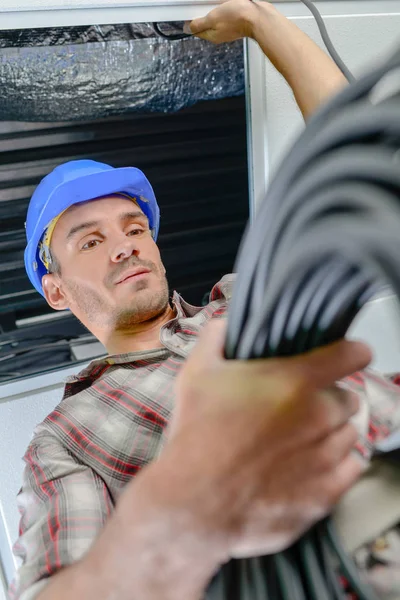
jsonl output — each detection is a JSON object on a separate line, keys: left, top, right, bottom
{"left": 24, "top": 374, "right": 106, "bottom": 460}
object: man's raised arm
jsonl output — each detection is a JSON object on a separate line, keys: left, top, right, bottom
{"left": 189, "top": 0, "right": 347, "bottom": 119}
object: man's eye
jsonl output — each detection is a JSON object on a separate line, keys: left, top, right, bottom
{"left": 128, "top": 228, "right": 144, "bottom": 236}
{"left": 81, "top": 239, "right": 101, "bottom": 250}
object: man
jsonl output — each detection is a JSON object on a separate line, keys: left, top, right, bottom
{"left": 10, "top": 2, "right": 399, "bottom": 599}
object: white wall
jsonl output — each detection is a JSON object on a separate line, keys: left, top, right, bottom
{"left": 247, "top": 0, "right": 400, "bottom": 207}
{"left": 347, "top": 293, "right": 400, "bottom": 373}
{"left": 269, "top": 8, "right": 400, "bottom": 175}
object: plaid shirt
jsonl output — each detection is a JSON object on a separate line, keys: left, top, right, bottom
{"left": 9, "top": 274, "right": 400, "bottom": 600}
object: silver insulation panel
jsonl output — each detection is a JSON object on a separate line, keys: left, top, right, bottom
{"left": 0, "top": 25, "right": 244, "bottom": 121}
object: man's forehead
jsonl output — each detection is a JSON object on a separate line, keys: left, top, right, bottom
{"left": 66, "top": 194, "right": 142, "bottom": 216}
{"left": 59, "top": 195, "right": 144, "bottom": 224}
{"left": 53, "top": 195, "right": 146, "bottom": 241}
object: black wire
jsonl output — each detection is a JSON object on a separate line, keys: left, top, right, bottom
{"left": 250, "top": 557, "right": 271, "bottom": 600}
{"left": 324, "top": 520, "right": 381, "bottom": 600}
{"left": 152, "top": 22, "right": 192, "bottom": 41}
{"left": 0, "top": 371, "right": 23, "bottom": 379}
{"left": 298, "top": 534, "right": 332, "bottom": 600}
{"left": 273, "top": 551, "right": 306, "bottom": 600}
{"left": 299, "top": 0, "right": 355, "bottom": 82}
{"left": 314, "top": 524, "right": 347, "bottom": 600}
{"left": 0, "top": 341, "right": 72, "bottom": 362}
{"left": 0, "top": 334, "right": 67, "bottom": 350}
{"left": 154, "top": 0, "right": 354, "bottom": 85}
{"left": 0, "top": 335, "right": 99, "bottom": 362}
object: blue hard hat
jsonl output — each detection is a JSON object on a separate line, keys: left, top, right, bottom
{"left": 24, "top": 159, "right": 160, "bottom": 297}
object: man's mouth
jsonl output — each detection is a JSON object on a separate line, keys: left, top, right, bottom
{"left": 115, "top": 267, "right": 151, "bottom": 284}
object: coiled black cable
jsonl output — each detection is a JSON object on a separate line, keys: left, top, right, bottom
{"left": 204, "top": 33, "right": 400, "bottom": 600}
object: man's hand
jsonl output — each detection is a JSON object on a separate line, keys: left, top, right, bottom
{"left": 188, "top": 0, "right": 348, "bottom": 118}
{"left": 187, "top": 0, "right": 258, "bottom": 43}
{"left": 167, "top": 319, "right": 371, "bottom": 559}
{"left": 37, "top": 320, "right": 371, "bottom": 600}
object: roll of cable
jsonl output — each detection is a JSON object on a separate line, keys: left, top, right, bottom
{"left": 204, "top": 24, "right": 400, "bottom": 600}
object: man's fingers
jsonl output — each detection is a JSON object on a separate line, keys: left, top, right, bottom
{"left": 312, "top": 423, "right": 359, "bottom": 474}
{"left": 293, "top": 340, "right": 372, "bottom": 391}
{"left": 323, "top": 454, "right": 365, "bottom": 507}
{"left": 188, "top": 20, "right": 220, "bottom": 43}
{"left": 187, "top": 318, "right": 227, "bottom": 367}
{"left": 315, "top": 387, "right": 360, "bottom": 433}
{"left": 188, "top": 16, "right": 210, "bottom": 35}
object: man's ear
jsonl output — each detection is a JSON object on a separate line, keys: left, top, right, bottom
{"left": 42, "top": 274, "right": 69, "bottom": 311}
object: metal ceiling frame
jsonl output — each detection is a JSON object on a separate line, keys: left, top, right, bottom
{"left": 0, "top": 0, "right": 221, "bottom": 30}
{"left": 1, "top": 0, "right": 399, "bottom": 31}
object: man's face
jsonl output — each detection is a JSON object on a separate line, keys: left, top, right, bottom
{"left": 42, "top": 195, "right": 169, "bottom": 333}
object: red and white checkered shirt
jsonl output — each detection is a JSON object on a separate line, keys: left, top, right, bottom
{"left": 10, "top": 275, "right": 234, "bottom": 600}
{"left": 9, "top": 274, "right": 400, "bottom": 600}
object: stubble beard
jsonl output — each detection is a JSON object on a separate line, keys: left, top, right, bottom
{"left": 63, "top": 270, "right": 170, "bottom": 331}
{"left": 113, "top": 276, "right": 170, "bottom": 330}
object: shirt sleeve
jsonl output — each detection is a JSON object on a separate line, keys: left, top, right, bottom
{"left": 9, "top": 432, "right": 114, "bottom": 600}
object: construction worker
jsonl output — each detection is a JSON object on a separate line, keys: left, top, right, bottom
{"left": 10, "top": 1, "right": 399, "bottom": 599}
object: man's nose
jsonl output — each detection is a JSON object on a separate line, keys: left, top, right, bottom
{"left": 111, "top": 236, "right": 140, "bottom": 263}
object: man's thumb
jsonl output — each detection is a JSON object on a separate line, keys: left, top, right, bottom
{"left": 186, "top": 16, "right": 209, "bottom": 35}
{"left": 294, "top": 339, "right": 372, "bottom": 391}
{"left": 191, "top": 318, "right": 227, "bottom": 365}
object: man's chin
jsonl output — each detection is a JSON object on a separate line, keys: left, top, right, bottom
{"left": 114, "top": 291, "right": 169, "bottom": 328}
